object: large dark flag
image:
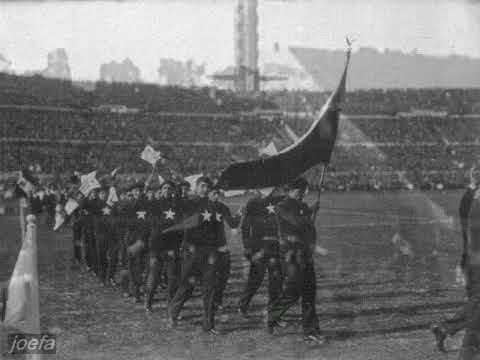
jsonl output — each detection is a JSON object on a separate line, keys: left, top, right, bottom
{"left": 217, "top": 49, "right": 351, "bottom": 190}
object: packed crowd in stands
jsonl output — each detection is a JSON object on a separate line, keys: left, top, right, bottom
{"left": 1, "top": 73, "right": 480, "bottom": 115}
{"left": 0, "top": 102, "right": 479, "bottom": 192}
{"left": 271, "top": 88, "right": 480, "bottom": 115}
{"left": 0, "top": 73, "right": 479, "bottom": 192}
{"left": 0, "top": 73, "right": 275, "bottom": 113}
{"left": 345, "top": 116, "right": 480, "bottom": 143}
{"left": 0, "top": 107, "right": 280, "bottom": 144}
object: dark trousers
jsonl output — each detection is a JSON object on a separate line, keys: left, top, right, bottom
{"left": 441, "top": 266, "right": 477, "bottom": 337}
{"left": 96, "top": 230, "right": 110, "bottom": 282}
{"left": 214, "top": 251, "right": 231, "bottom": 307}
{"left": 169, "top": 245, "right": 218, "bottom": 331}
{"left": 126, "top": 229, "right": 147, "bottom": 299}
{"left": 145, "top": 249, "right": 180, "bottom": 307}
{"left": 268, "top": 244, "right": 319, "bottom": 335}
{"left": 238, "top": 241, "right": 283, "bottom": 312}
{"left": 459, "top": 265, "right": 480, "bottom": 360}
{"left": 117, "top": 221, "right": 129, "bottom": 269}
{"left": 72, "top": 220, "right": 82, "bottom": 263}
{"left": 459, "top": 294, "right": 480, "bottom": 360}
{"left": 83, "top": 222, "right": 97, "bottom": 272}
{"left": 106, "top": 239, "right": 120, "bottom": 283}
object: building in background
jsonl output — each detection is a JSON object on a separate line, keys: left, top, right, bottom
{"left": 157, "top": 58, "right": 206, "bottom": 87}
{"left": 99, "top": 58, "right": 141, "bottom": 83}
{"left": 24, "top": 49, "right": 71, "bottom": 81}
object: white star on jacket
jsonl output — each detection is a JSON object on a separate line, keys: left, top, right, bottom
{"left": 266, "top": 203, "right": 276, "bottom": 214}
{"left": 137, "top": 211, "right": 147, "bottom": 220}
{"left": 201, "top": 209, "right": 212, "bottom": 222}
{"left": 164, "top": 209, "right": 176, "bottom": 220}
{"left": 102, "top": 207, "right": 111, "bottom": 215}
{"left": 216, "top": 212, "right": 222, "bottom": 222}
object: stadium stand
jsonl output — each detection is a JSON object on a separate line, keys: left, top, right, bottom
{"left": 0, "top": 74, "right": 479, "bottom": 192}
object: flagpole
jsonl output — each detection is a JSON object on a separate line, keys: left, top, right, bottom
{"left": 313, "top": 164, "right": 327, "bottom": 219}
{"left": 19, "top": 198, "right": 26, "bottom": 242}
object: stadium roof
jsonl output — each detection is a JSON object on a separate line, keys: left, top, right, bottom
{"left": 290, "top": 46, "right": 480, "bottom": 90}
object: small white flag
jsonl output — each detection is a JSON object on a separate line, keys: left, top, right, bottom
{"left": 107, "top": 186, "right": 119, "bottom": 206}
{"left": 64, "top": 198, "right": 79, "bottom": 215}
{"left": 185, "top": 173, "right": 203, "bottom": 190}
{"left": 141, "top": 145, "right": 162, "bottom": 166}
{"left": 53, "top": 204, "right": 65, "bottom": 231}
{"left": 35, "top": 190, "right": 45, "bottom": 201}
{"left": 158, "top": 175, "right": 165, "bottom": 185}
{"left": 54, "top": 199, "right": 79, "bottom": 231}
{"left": 259, "top": 142, "right": 278, "bottom": 157}
{"left": 79, "top": 171, "right": 101, "bottom": 196}
{"left": 17, "top": 171, "right": 34, "bottom": 197}
{"left": 80, "top": 170, "right": 97, "bottom": 184}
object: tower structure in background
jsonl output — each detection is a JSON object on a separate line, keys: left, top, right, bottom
{"left": 213, "top": 0, "right": 285, "bottom": 94}
{"left": 234, "top": 0, "right": 259, "bottom": 93}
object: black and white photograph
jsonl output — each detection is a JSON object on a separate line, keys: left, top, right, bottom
{"left": 0, "top": 0, "right": 479, "bottom": 359}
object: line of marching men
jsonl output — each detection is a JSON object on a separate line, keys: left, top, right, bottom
{"left": 68, "top": 174, "right": 326, "bottom": 343}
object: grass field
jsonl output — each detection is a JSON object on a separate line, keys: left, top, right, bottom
{"left": 0, "top": 190, "right": 470, "bottom": 359}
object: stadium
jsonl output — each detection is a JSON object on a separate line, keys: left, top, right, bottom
{"left": 0, "top": 0, "right": 479, "bottom": 359}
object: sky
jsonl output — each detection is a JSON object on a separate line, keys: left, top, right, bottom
{"left": 0, "top": 0, "right": 479, "bottom": 81}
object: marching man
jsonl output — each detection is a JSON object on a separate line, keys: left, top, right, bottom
{"left": 266, "top": 178, "right": 325, "bottom": 344}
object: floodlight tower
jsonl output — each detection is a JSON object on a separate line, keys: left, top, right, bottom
{"left": 212, "top": 0, "right": 285, "bottom": 94}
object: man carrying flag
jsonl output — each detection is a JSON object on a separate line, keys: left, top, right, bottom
{"left": 215, "top": 43, "right": 351, "bottom": 337}
{"left": 266, "top": 178, "right": 324, "bottom": 344}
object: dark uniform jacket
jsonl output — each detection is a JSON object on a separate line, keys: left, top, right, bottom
{"left": 241, "top": 195, "right": 284, "bottom": 251}
{"left": 127, "top": 196, "right": 151, "bottom": 244}
{"left": 182, "top": 196, "right": 221, "bottom": 248}
{"left": 92, "top": 199, "right": 116, "bottom": 236}
{"left": 149, "top": 197, "right": 183, "bottom": 253}
{"left": 276, "top": 197, "right": 316, "bottom": 250}
{"left": 212, "top": 201, "right": 241, "bottom": 248}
